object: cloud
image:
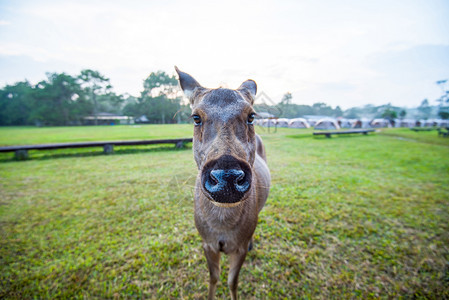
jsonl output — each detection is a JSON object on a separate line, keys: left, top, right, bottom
{"left": 0, "top": 0, "right": 448, "bottom": 108}
{"left": 368, "top": 44, "right": 449, "bottom": 81}
{"left": 0, "top": 54, "right": 78, "bottom": 85}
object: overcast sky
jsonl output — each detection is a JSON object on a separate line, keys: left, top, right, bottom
{"left": 1, "top": 0, "right": 448, "bottom": 108}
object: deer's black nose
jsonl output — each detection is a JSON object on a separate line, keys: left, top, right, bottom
{"left": 202, "top": 156, "right": 252, "bottom": 204}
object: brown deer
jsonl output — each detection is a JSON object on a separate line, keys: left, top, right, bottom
{"left": 175, "top": 67, "right": 271, "bottom": 300}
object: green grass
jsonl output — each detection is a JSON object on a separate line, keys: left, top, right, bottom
{"left": 0, "top": 124, "right": 194, "bottom": 161}
{"left": 378, "top": 127, "right": 449, "bottom": 147}
{"left": 0, "top": 124, "right": 193, "bottom": 146}
{"left": 1, "top": 126, "right": 448, "bottom": 299}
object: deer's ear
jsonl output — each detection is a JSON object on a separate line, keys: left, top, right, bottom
{"left": 238, "top": 79, "right": 257, "bottom": 104}
{"left": 175, "top": 66, "right": 202, "bottom": 103}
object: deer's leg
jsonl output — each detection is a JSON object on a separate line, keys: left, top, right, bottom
{"left": 228, "top": 248, "right": 248, "bottom": 300}
{"left": 203, "top": 244, "right": 220, "bottom": 300}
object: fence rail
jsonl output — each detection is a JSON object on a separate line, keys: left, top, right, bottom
{"left": 313, "top": 129, "right": 375, "bottom": 138}
{"left": 0, "top": 138, "right": 193, "bottom": 159}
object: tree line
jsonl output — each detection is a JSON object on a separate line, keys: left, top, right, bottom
{"left": 256, "top": 92, "right": 344, "bottom": 118}
{"left": 1, "top": 70, "right": 447, "bottom": 126}
{"left": 270, "top": 93, "right": 445, "bottom": 120}
{"left": 0, "top": 70, "right": 190, "bottom": 126}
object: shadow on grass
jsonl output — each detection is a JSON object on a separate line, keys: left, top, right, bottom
{"left": 312, "top": 134, "right": 376, "bottom": 140}
{"left": 285, "top": 134, "right": 313, "bottom": 139}
{"left": 0, "top": 144, "right": 192, "bottom": 163}
{"left": 286, "top": 133, "right": 376, "bottom": 140}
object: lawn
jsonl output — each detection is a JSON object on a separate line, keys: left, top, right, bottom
{"left": 0, "top": 124, "right": 193, "bottom": 145}
{"left": 0, "top": 124, "right": 193, "bottom": 161}
{"left": 1, "top": 125, "right": 448, "bottom": 299}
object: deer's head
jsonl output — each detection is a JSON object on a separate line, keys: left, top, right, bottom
{"left": 176, "top": 67, "right": 258, "bottom": 207}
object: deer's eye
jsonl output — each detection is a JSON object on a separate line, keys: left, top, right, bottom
{"left": 192, "top": 115, "right": 202, "bottom": 126}
{"left": 247, "top": 113, "right": 256, "bottom": 125}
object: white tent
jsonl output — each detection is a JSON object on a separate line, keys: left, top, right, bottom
{"left": 314, "top": 118, "right": 340, "bottom": 130}
{"left": 398, "top": 119, "right": 415, "bottom": 128}
{"left": 338, "top": 119, "right": 352, "bottom": 128}
{"left": 352, "top": 118, "right": 371, "bottom": 129}
{"left": 288, "top": 118, "right": 310, "bottom": 128}
{"left": 262, "top": 118, "right": 277, "bottom": 127}
{"left": 424, "top": 119, "right": 441, "bottom": 127}
{"left": 275, "top": 118, "right": 289, "bottom": 128}
{"left": 438, "top": 120, "right": 449, "bottom": 128}
{"left": 371, "top": 119, "right": 390, "bottom": 128}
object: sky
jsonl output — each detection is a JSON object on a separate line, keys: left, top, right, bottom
{"left": 0, "top": 0, "right": 448, "bottom": 109}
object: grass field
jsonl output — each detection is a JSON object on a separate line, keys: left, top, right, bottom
{"left": 0, "top": 125, "right": 193, "bottom": 145}
{"left": 1, "top": 125, "right": 448, "bottom": 299}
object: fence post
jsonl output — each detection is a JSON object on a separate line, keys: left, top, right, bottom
{"left": 103, "top": 144, "right": 114, "bottom": 154}
{"left": 15, "top": 149, "right": 29, "bottom": 160}
{"left": 175, "top": 140, "right": 185, "bottom": 149}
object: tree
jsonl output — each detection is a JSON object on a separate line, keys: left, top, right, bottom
{"left": 280, "top": 92, "right": 292, "bottom": 105}
{"left": 334, "top": 106, "right": 343, "bottom": 117}
{"left": 0, "top": 81, "right": 34, "bottom": 125}
{"left": 78, "top": 69, "right": 112, "bottom": 125}
{"left": 134, "top": 71, "right": 182, "bottom": 123}
{"left": 381, "top": 108, "right": 397, "bottom": 121}
{"left": 436, "top": 79, "right": 449, "bottom": 119}
{"left": 143, "top": 71, "right": 178, "bottom": 92}
{"left": 122, "top": 95, "right": 139, "bottom": 118}
{"left": 312, "top": 102, "right": 335, "bottom": 116}
{"left": 343, "top": 108, "right": 360, "bottom": 118}
{"left": 399, "top": 109, "right": 407, "bottom": 119}
{"left": 32, "top": 72, "right": 90, "bottom": 125}
{"left": 0, "top": 70, "right": 139, "bottom": 126}
{"left": 418, "top": 99, "right": 431, "bottom": 119}
{"left": 438, "top": 110, "right": 449, "bottom": 119}
{"left": 0, "top": 73, "right": 95, "bottom": 126}
{"left": 277, "top": 92, "right": 293, "bottom": 118}
{"left": 95, "top": 92, "right": 125, "bottom": 115}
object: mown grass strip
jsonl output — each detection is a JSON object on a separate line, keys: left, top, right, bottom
{"left": 0, "top": 126, "right": 448, "bottom": 298}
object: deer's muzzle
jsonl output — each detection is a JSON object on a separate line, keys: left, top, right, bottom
{"left": 201, "top": 155, "right": 252, "bottom": 205}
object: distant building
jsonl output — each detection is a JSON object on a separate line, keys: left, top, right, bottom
{"left": 83, "top": 112, "right": 134, "bottom": 125}
{"left": 135, "top": 115, "right": 150, "bottom": 123}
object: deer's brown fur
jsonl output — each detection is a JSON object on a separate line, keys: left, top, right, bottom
{"left": 176, "top": 67, "right": 270, "bottom": 300}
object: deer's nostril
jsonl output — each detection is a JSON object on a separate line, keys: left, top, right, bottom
{"left": 231, "top": 170, "right": 245, "bottom": 184}
{"left": 205, "top": 170, "right": 225, "bottom": 194}
{"left": 209, "top": 170, "right": 219, "bottom": 184}
{"left": 234, "top": 174, "right": 250, "bottom": 193}
{"left": 236, "top": 172, "right": 245, "bottom": 185}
